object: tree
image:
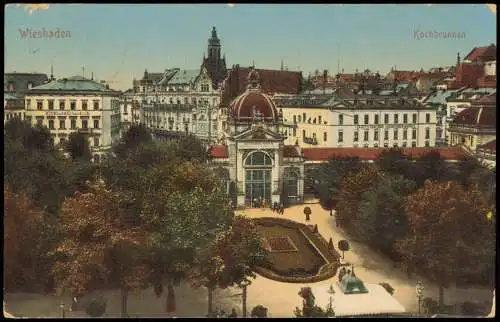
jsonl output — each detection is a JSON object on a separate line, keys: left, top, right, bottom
{"left": 335, "top": 164, "right": 381, "bottom": 233}
{"left": 114, "top": 124, "right": 152, "bottom": 158}
{"left": 66, "top": 132, "right": 92, "bottom": 161}
{"left": 3, "top": 184, "right": 45, "bottom": 292}
{"left": 337, "top": 240, "right": 350, "bottom": 259}
{"left": 251, "top": 305, "right": 268, "bottom": 318}
{"left": 175, "top": 134, "right": 211, "bottom": 163}
{"left": 189, "top": 215, "right": 268, "bottom": 314}
{"left": 412, "top": 150, "right": 452, "bottom": 186}
{"left": 375, "top": 148, "right": 411, "bottom": 177}
{"left": 311, "top": 156, "right": 362, "bottom": 212}
{"left": 52, "top": 179, "right": 149, "bottom": 317}
{"left": 395, "top": 181, "right": 495, "bottom": 312}
{"left": 139, "top": 162, "right": 235, "bottom": 316}
{"left": 294, "top": 287, "right": 335, "bottom": 317}
{"left": 303, "top": 206, "right": 312, "bottom": 221}
{"left": 356, "top": 175, "right": 416, "bottom": 259}
{"left": 84, "top": 294, "right": 107, "bottom": 317}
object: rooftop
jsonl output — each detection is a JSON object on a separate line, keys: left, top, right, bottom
{"left": 27, "top": 76, "right": 118, "bottom": 93}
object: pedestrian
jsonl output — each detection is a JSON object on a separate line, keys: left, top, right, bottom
{"left": 338, "top": 267, "right": 346, "bottom": 282}
{"left": 280, "top": 203, "right": 284, "bottom": 215}
{"left": 272, "top": 202, "right": 277, "bottom": 213}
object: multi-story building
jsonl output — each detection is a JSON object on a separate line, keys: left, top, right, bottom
{"left": 4, "top": 72, "right": 49, "bottom": 122}
{"left": 132, "top": 27, "right": 227, "bottom": 143}
{"left": 24, "top": 76, "right": 122, "bottom": 161}
{"left": 448, "top": 104, "right": 496, "bottom": 155}
{"left": 455, "top": 44, "right": 497, "bottom": 88}
{"left": 276, "top": 92, "right": 437, "bottom": 149}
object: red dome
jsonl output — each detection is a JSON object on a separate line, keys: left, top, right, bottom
{"left": 229, "top": 69, "right": 279, "bottom": 121}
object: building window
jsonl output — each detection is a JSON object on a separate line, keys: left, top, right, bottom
{"left": 303, "top": 113, "right": 306, "bottom": 123}
{"left": 82, "top": 100, "right": 88, "bottom": 111}
{"left": 413, "top": 113, "right": 417, "bottom": 123}
{"left": 402, "top": 141, "right": 407, "bottom": 147}
{"left": 338, "top": 131, "right": 343, "bottom": 142}
{"left": 403, "top": 114, "right": 408, "bottom": 124}
{"left": 93, "top": 101, "right": 100, "bottom": 110}
{"left": 354, "top": 115, "right": 358, "bottom": 125}
{"left": 394, "top": 114, "right": 399, "bottom": 124}
{"left": 298, "top": 115, "right": 302, "bottom": 122}
{"left": 384, "top": 142, "right": 388, "bottom": 148}
{"left": 59, "top": 101, "right": 65, "bottom": 110}
{"left": 37, "top": 101, "right": 43, "bottom": 110}
{"left": 384, "top": 114, "right": 389, "bottom": 124}
{"left": 374, "top": 143, "right": 379, "bottom": 148}
{"left": 354, "top": 131, "right": 359, "bottom": 142}
{"left": 364, "top": 114, "right": 369, "bottom": 125}
{"left": 321, "top": 132, "right": 326, "bottom": 142}
{"left": 293, "top": 115, "right": 297, "bottom": 123}
{"left": 403, "top": 129, "right": 408, "bottom": 140}
{"left": 393, "top": 129, "right": 398, "bottom": 140}
{"left": 425, "top": 141, "right": 430, "bottom": 147}
{"left": 374, "top": 114, "right": 379, "bottom": 124}
{"left": 426, "top": 113, "right": 430, "bottom": 123}
{"left": 339, "top": 114, "right": 343, "bottom": 125}
{"left": 48, "top": 120, "right": 54, "bottom": 129}
{"left": 425, "top": 127, "right": 430, "bottom": 139}
{"left": 59, "top": 137, "right": 66, "bottom": 146}
{"left": 59, "top": 119, "right": 65, "bottom": 129}
{"left": 93, "top": 119, "right": 99, "bottom": 129}
{"left": 71, "top": 119, "right": 77, "bottom": 130}
{"left": 412, "top": 141, "right": 417, "bottom": 147}
{"left": 70, "top": 101, "right": 76, "bottom": 110}
{"left": 293, "top": 128, "right": 296, "bottom": 136}
{"left": 94, "top": 137, "right": 99, "bottom": 147}
{"left": 82, "top": 120, "right": 88, "bottom": 129}
{"left": 48, "top": 100, "right": 54, "bottom": 110}
{"left": 412, "top": 129, "right": 417, "bottom": 140}
{"left": 384, "top": 130, "right": 389, "bottom": 140}
{"left": 393, "top": 143, "right": 398, "bottom": 148}
{"left": 363, "top": 131, "right": 368, "bottom": 141}
{"left": 36, "top": 119, "right": 43, "bottom": 126}
{"left": 318, "top": 116, "right": 322, "bottom": 124}
{"left": 302, "top": 130, "right": 306, "bottom": 138}
{"left": 374, "top": 130, "right": 379, "bottom": 141}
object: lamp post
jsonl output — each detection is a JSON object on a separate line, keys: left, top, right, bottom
{"left": 59, "top": 301, "right": 66, "bottom": 318}
{"left": 327, "top": 284, "right": 335, "bottom": 315}
{"left": 239, "top": 279, "right": 251, "bottom": 317}
{"left": 416, "top": 281, "right": 424, "bottom": 317}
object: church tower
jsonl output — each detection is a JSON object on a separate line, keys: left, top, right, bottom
{"left": 202, "top": 26, "right": 227, "bottom": 90}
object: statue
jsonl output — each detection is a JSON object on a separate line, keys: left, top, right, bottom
{"left": 252, "top": 105, "right": 263, "bottom": 122}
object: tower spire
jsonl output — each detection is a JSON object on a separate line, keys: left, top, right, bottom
{"left": 50, "top": 63, "right": 54, "bottom": 80}
{"left": 457, "top": 52, "right": 461, "bottom": 65}
{"left": 281, "top": 59, "right": 284, "bottom": 71}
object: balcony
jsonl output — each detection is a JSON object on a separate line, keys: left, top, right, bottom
{"left": 303, "top": 137, "right": 318, "bottom": 145}
{"left": 448, "top": 124, "right": 496, "bottom": 135}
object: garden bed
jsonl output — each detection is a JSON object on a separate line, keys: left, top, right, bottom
{"left": 253, "top": 217, "right": 341, "bottom": 283}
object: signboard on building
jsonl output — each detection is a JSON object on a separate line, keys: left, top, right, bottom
{"left": 46, "top": 111, "right": 90, "bottom": 117}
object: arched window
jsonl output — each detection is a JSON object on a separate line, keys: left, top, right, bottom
{"left": 245, "top": 151, "right": 272, "bottom": 166}
{"left": 244, "top": 151, "right": 272, "bottom": 206}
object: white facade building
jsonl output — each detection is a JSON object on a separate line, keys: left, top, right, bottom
{"left": 276, "top": 94, "right": 438, "bottom": 149}
{"left": 24, "top": 76, "right": 121, "bottom": 161}
{"left": 132, "top": 27, "right": 227, "bottom": 143}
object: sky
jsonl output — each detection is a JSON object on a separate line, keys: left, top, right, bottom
{"left": 4, "top": 4, "right": 497, "bottom": 90}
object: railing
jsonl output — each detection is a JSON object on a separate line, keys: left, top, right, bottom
{"left": 303, "top": 137, "right": 318, "bottom": 145}
{"left": 448, "top": 124, "right": 496, "bottom": 134}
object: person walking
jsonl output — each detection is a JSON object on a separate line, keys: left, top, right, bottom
{"left": 280, "top": 203, "right": 284, "bottom": 215}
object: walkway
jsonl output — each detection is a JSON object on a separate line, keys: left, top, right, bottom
{"left": 4, "top": 202, "right": 494, "bottom": 318}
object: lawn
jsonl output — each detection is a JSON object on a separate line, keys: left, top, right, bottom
{"left": 256, "top": 224, "right": 326, "bottom": 276}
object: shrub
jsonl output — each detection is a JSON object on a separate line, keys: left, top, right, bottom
{"left": 84, "top": 294, "right": 106, "bottom": 317}
{"left": 251, "top": 305, "right": 268, "bottom": 318}
{"left": 461, "top": 301, "right": 481, "bottom": 315}
{"left": 422, "top": 297, "right": 438, "bottom": 315}
{"left": 379, "top": 282, "right": 395, "bottom": 295}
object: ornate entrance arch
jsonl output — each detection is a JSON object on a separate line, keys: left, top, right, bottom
{"left": 244, "top": 151, "right": 272, "bottom": 207}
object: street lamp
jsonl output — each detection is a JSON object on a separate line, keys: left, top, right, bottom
{"left": 59, "top": 301, "right": 66, "bottom": 318}
{"left": 327, "top": 284, "right": 335, "bottom": 314}
{"left": 239, "top": 279, "right": 251, "bottom": 317}
{"left": 416, "top": 281, "right": 424, "bottom": 317}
